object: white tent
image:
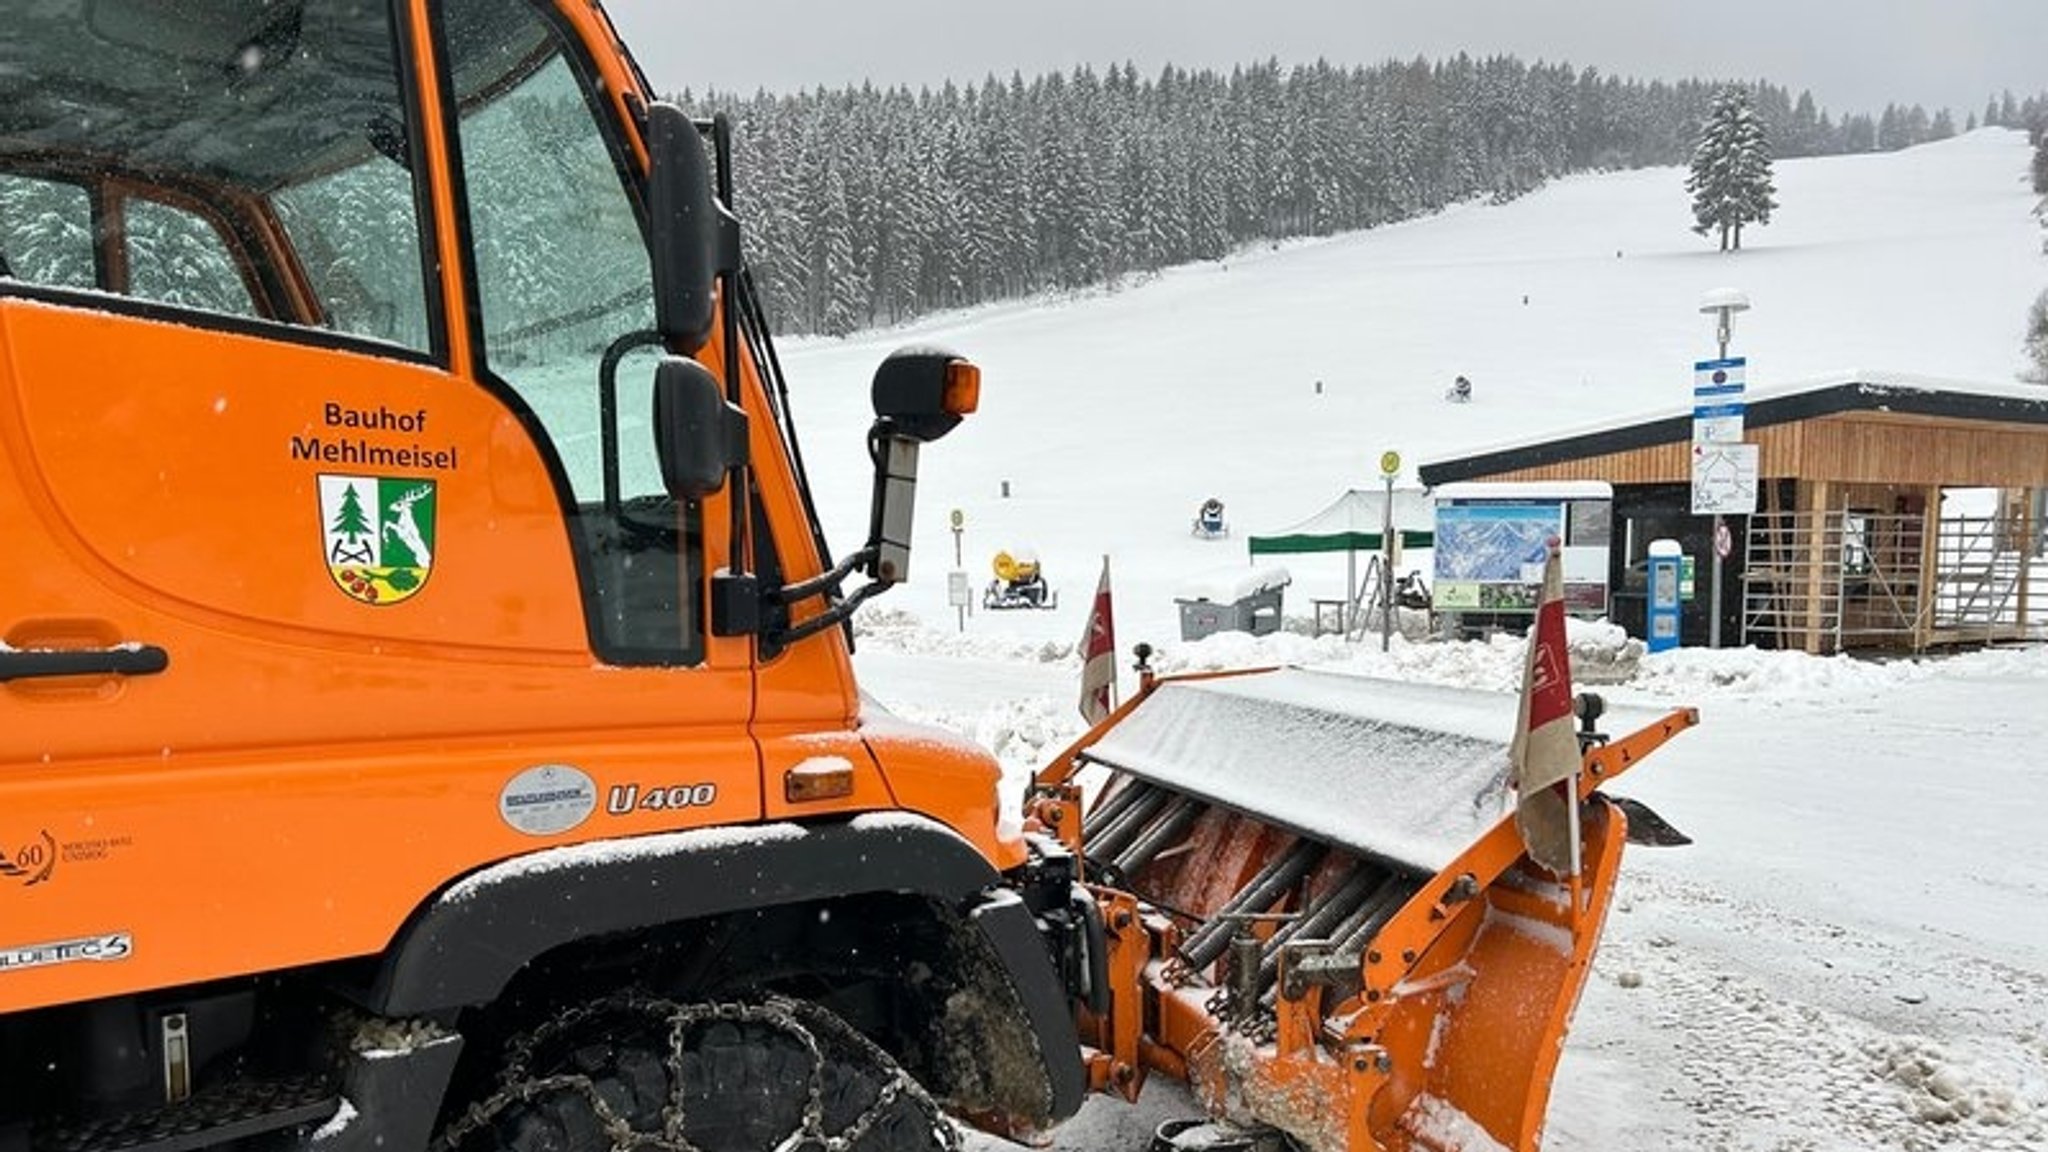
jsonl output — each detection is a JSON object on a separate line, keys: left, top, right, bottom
{"left": 1248, "top": 488, "right": 1437, "bottom": 633}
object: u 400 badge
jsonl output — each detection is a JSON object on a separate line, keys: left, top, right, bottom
{"left": 606, "top": 783, "right": 718, "bottom": 815}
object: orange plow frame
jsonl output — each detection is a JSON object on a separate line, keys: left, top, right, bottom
{"left": 1029, "top": 668, "right": 1697, "bottom": 1152}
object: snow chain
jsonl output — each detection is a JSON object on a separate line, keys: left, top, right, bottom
{"left": 436, "top": 995, "right": 961, "bottom": 1152}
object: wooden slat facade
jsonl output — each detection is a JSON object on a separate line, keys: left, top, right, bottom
{"left": 1453, "top": 412, "right": 2048, "bottom": 489}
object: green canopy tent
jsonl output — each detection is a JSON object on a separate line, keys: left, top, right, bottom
{"left": 1248, "top": 488, "right": 1436, "bottom": 630}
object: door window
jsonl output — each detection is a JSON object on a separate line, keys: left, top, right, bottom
{"left": 124, "top": 198, "right": 258, "bottom": 318}
{"left": 442, "top": 0, "right": 700, "bottom": 664}
{"left": 0, "top": 0, "right": 435, "bottom": 354}
{"left": 0, "top": 175, "right": 95, "bottom": 289}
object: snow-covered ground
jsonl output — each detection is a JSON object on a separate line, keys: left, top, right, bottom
{"left": 798, "top": 134, "right": 2048, "bottom": 1149}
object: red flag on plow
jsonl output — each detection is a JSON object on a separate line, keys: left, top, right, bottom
{"left": 1510, "top": 536, "right": 1580, "bottom": 876}
{"left": 1078, "top": 556, "right": 1117, "bottom": 725}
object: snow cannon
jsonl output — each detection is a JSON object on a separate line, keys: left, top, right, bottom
{"left": 993, "top": 549, "right": 1040, "bottom": 585}
{"left": 1026, "top": 661, "right": 1697, "bottom": 1152}
{"left": 985, "top": 548, "right": 1059, "bottom": 610}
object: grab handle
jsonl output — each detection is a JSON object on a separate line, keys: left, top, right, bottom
{"left": 0, "top": 644, "right": 169, "bottom": 683}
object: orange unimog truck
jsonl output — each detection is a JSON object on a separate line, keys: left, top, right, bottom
{"left": 1, "top": 4, "right": 1696, "bottom": 1152}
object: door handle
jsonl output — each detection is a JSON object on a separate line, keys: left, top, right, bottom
{"left": 0, "top": 644, "right": 169, "bottom": 683}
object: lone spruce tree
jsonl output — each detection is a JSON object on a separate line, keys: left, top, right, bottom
{"left": 1687, "top": 87, "right": 1778, "bottom": 251}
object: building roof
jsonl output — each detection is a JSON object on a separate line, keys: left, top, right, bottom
{"left": 1418, "top": 370, "right": 2048, "bottom": 486}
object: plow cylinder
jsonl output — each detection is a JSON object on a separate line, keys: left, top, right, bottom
{"left": 1111, "top": 798, "right": 1206, "bottom": 876}
{"left": 1180, "top": 840, "right": 1327, "bottom": 971}
{"left": 1088, "top": 787, "right": 1172, "bottom": 863}
{"left": 1253, "top": 864, "right": 1386, "bottom": 995}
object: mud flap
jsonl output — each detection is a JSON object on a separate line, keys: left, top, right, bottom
{"left": 968, "top": 889, "right": 1090, "bottom": 1125}
{"left": 312, "top": 1025, "right": 462, "bottom": 1152}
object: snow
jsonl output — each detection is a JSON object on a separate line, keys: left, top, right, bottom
{"left": 1482, "top": 904, "right": 1576, "bottom": 959}
{"left": 310, "top": 1099, "right": 356, "bottom": 1143}
{"left": 442, "top": 822, "right": 809, "bottom": 902}
{"left": 1083, "top": 669, "right": 1514, "bottom": 872}
{"left": 1404, "top": 1095, "right": 1513, "bottom": 1152}
{"left": 1432, "top": 480, "right": 1612, "bottom": 501}
{"left": 1173, "top": 565, "right": 1290, "bottom": 604}
{"left": 799, "top": 135, "right": 2046, "bottom": 1151}
{"left": 1441, "top": 367, "right": 2048, "bottom": 467}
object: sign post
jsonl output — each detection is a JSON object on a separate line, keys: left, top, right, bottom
{"left": 1694, "top": 288, "right": 1752, "bottom": 649}
{"left": 1379, "top": 451, "right": 1401, "bottom": 652}
{"left": 948, "top": 509, "right": 967, "bottom": 632}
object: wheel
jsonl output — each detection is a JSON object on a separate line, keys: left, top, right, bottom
{"left": 438, "top": 996, "right": 954, "bottom": 1152}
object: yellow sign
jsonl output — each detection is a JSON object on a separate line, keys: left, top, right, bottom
{"left": 1379, "top": 450, "right": 1401, "bottom": 477}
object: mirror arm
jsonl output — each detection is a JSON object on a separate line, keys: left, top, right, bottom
{"left": 770, "top": 575, "right": 894, "bottom": 649}
{"left": 771, "top": 546, "right": 875, "bottom": 608}
{"left": 688, "top": 114, "right": 750, "bottom": 602}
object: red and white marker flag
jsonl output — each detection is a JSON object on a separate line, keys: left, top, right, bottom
{"left": 1078, "top": 555, "right": 1118, "bottom": 725}
{"left": 1509, "top": 537, "right": 1580, "bottom": 876}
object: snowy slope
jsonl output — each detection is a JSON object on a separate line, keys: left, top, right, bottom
{"left": 802, "top": 134, "right": 2048, "bottom": 1150}
{"left": 778, "top": 130, "right": 2046, "bottom": 651}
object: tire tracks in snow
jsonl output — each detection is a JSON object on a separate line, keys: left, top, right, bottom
{"left": 1557, "top": 864, "right": 2048, "bottom": 1151}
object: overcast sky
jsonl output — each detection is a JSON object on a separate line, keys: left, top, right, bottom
{"left": 602, "top": 1, "right": 2045, "bottom": 121}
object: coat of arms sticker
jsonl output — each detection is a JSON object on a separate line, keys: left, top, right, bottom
{"left": 317, "top": 474, "right": 437, "bottom": 605}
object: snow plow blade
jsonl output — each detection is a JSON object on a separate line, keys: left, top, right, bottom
{"left": 1028, "top": 667, "right": 1696, "bottom": 1152}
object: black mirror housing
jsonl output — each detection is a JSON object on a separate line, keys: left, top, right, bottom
{"left": 653, "top": 357, "right": 748, "bottom": 500}
{"left": 871, "top": 346, "right": 978, "bottom": 443}
{"left": 645, "top": 103, "right": 740, "bottom": 356}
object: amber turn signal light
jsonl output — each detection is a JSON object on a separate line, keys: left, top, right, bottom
{"left": 785, "top": 760, "right": 856, "bottom": 803}
{"left": 942, "top": 360, "right": 981, "bottom": 415}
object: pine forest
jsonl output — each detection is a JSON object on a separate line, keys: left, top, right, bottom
{"left": 676, "top": 60, "right": 2044, "bottom": 336}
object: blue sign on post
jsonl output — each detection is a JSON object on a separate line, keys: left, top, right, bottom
{"left": 1645, "top": 539, "right": 1684, "bottom": 652}
{"left": 1692, "top": 357, "right": 1747, "bottom": 445}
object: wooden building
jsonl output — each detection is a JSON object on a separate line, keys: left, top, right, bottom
{"left": 1417, "top": 372, "right": 2048, "bottom": 653}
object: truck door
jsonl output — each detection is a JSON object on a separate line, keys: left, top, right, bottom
{"left": 433, "top": 0, "right": 718, "bottom": 669}
{"left": 0, "top": 0, "right": 762, "bottom": 1007}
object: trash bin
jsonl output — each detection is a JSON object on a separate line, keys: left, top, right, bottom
{"left": 1175, "top": 566, "right": 1291, "bottom": 641}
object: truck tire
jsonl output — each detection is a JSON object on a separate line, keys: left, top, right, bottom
{"left": 439, "top": 997, "right": 954, "bottom": 1152}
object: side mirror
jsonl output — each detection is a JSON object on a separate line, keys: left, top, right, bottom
{"left": 644, "top": 103, "right": 740, "bottom": 356}
{"left": 653, "top": 357, "right": 748, "bottom": 500}
{"left": 871, "top": 346, "right": 979, "bottom": 443}
{"left": 861, "top": 347, "right": 981, "bottom": 583}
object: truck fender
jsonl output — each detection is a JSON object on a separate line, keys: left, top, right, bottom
{"left": 359, "top": 815, "right": 1084, "bottom": 1121}
{"left": 371, "top": 816, "right": 998, "bottom": 1012}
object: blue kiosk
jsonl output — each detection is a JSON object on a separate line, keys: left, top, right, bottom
{"left": 1645, "top": 538, "right": 1684, "bottom": 652}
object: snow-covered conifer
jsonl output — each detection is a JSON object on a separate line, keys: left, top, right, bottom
{"left": 1686, "top": 87, "right": 1778, "bottom": 251}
